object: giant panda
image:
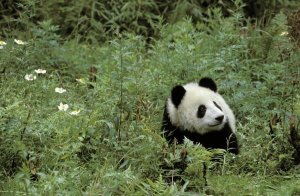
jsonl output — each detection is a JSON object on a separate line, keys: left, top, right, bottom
{"left": 162, "top": 77, "right": 239, "bottom": 154}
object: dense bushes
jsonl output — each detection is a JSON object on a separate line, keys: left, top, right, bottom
{"left": 1, "top": 0, "right": 299, "bottom": 42}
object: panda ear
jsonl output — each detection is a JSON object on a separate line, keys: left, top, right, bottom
{"left": 199, "top": 77, "right": 217, "bottom": 92}
{"left": 171, "top": 85, "right": 186, "bottom": 108}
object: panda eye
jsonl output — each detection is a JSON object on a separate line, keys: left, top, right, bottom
{"left": 197, "top": 105, "right": 206, "bottom": 118}
{"left": 213, "top": 101, "right": 222, "bottom": 111}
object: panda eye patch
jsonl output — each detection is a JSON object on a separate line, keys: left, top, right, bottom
{"left": 213, "top": 101, "right": 222, "bottom": 111}
{"left": 197, "top": 105, "right": 206, "bottom": 118}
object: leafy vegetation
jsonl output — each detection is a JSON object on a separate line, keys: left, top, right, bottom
{"left": 1, "top": 0, "right": 300, "bottom": 195}
{"left": 1, "top": 0, "right": 298, "bottom": 42}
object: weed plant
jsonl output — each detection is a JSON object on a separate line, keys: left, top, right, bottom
{"left": 1, "top": 3, "right": 300, "bottom": 196}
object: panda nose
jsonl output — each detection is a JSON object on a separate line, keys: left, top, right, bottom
{"left": 215, "top": 115, "right": 224, "bottom": 122}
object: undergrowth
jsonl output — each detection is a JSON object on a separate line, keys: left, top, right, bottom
{"left": 1, "top": 4, "right": 300, "bottom": 195}
{"left": 1, "top": 0, "right": 299, "bottom": 43}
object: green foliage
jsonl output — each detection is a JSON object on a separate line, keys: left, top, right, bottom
{"left": 1, "top": 0, "right": 299, "bottom": 43}
{"left": 296, "top": 96, "right": 300, "bottom": 115}
{"left": 1, "top": 3, "right": 300, "bottom": 195}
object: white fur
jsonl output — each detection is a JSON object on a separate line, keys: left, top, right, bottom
{"left": 167, "top": 82, "right": 235, "bottom": 135}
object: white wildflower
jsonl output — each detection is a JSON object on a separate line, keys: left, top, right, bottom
{"left": 55, "top": 87, "right": 67, "bottom": 94}
{"left": 34, "top": 69, "right": 47, "bottom": 74}
{"left": 14, "top": 39, "right": 27, "bottom": 45}
{"left": 25, "top": 74, "right": 37, "bottom": 81}
{"left": 280, "top": 31, "right": 289, "bottom": 36}
{"left": 70, "top": 110, "right": 80, "bottom": 116}
{"left": 0, "top": 41, "right": 7, "bottom": 46}
{"left": 76, "top": 78, "right": 86, "bottom": 84}
{"left": 0, "top": 41, "right": 7, "bottom": 49}
{"left": 58, "top": 102, "right": 69, "bottom": 111}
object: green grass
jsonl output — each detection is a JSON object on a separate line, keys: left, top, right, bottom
{"left": 1, "top": 13, "right": 300, "bottom": 195}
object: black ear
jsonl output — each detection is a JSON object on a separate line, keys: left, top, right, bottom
{"left": 171, "top": 85, "right": 186, "bottom": 108}
{"left": 199, "top": 77, "right": 217, "bottom": 92}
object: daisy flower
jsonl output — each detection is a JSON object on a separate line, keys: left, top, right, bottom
{"left": 0, "top": 40, "right": 6, "bottom": 45}
{"left": 58, "top": 102, "right": 69, "bottom": 111}
{"left": 280, "top": 31, "right": 289, "bottom": 36}
{"left": 34, "top": 69, "right": 47, "bottom": 74}
{"left": 70, "top": 110, "right": 81, "bottom": 116}
{"left": 0, "top": 41, "right": 7, "bottom": 49}
{"left": 25, "top": 74, "right": 37, "bottom": 81}
{"left": 55, "top": 87, "right": 67, "bottom": 94}
{"left": 0, "top": 40, "right": 6, "bottom": 46}
{"left": 14, "top": 39, "right": 27, "bottom": 45}
{"left": 76, "top": 78, "right": 86, "bottom": 84}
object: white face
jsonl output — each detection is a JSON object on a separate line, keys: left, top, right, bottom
{"left": 168, "top": 83, "right": 229, "bottom": 134}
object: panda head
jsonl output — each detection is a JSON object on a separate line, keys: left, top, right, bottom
{"left": 167, "top": 77, "right": 234, "bottom": 134}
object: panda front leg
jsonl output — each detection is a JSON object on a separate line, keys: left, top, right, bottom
{"left": 162, "top": 107, "right": 185, "bottom": 144}
{"left": 162, "top": 124, "right": 185, "bottom": 145}
{"left": 227, "top": 132, "right": 239, "bottom": 155}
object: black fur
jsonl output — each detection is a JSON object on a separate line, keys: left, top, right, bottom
{"left": 213, "top": 101, "right": 222, "bottom": 111}
{"left": 171, "top": 85, "right": 186, "bottom": 108}
{"left": 199, "top": 77, "right": 217, "bottom": 92}
{"left": 197, "top": 105, "right": 206, "bottom": 118}
{"left": 162, "top": 106, "right": 239, "bottom": 155}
